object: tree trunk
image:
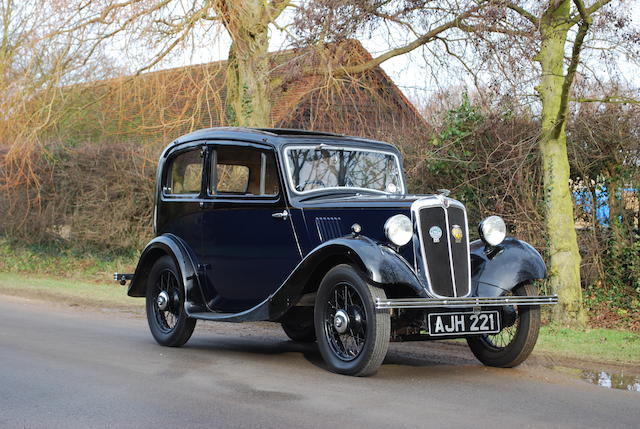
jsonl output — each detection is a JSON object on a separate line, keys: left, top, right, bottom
{"left": 218, "top": 1, "right": 271, "bottom": 127}
{"left": 536, "top": 1, "right": 586, "bottom": 327}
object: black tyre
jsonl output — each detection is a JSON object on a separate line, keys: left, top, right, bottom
{"left": 145, "top": 255, "right": 196, "bottom": 347}
{"left": 281, "top": 320, "right": 316, "bottom": 342}
{"left": 314, "top": 264, "right": 390, "bottom": 376}
{"left": 466, "top": 283, "right": 541, "bottom": 367}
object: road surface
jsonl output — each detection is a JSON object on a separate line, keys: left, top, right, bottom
{"left": 0, "top": 295, "right": 638, "bottom": 428}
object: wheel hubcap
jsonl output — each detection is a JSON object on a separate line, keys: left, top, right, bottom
{"left": 334, "top": 309, "right": 349, "bottom": 334}
{"left": 157, "top": 290, "right": 170, "bottom": 311}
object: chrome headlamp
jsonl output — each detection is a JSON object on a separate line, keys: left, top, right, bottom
{"left": 384, "top": 214, "right": 413, "bottom": 247}
{"left": 478, "top": 216, "right": 506, "bottom": 246}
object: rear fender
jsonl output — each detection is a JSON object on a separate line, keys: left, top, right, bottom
{"left": 470, "top": 238, "right": 547, "bottom": 297}
{"left": 127, "top": 234, "right": 207, "bottom": 313}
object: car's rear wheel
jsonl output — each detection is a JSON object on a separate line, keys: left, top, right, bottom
{"left": 466, "top": 282, "right": 541, "bottom": 367}
{"left": 281, "top": 319, "right": 316, "bottom": 342}
{"left": 146, "top": 255, "right": 196, "bottom": 347}
{"left": 314, "top": 264, "right": 390, "bottom": 376}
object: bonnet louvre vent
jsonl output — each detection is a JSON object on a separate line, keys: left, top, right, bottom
{"left": 315, "top": 217, "right": 344, "bottom": 242}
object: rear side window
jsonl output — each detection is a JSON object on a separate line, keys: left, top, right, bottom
{"left": 217, "top": 164, "right": 250, "bottom": 193}
{"left": 165, "top": 149, "right": 202, "bottom": 195}
{"left": 211, "top": 146, "right": 279, "bottom": 196}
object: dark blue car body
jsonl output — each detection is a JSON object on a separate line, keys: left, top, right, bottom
{"left": 125, "top": 127, "right": 551, "bottom": 332}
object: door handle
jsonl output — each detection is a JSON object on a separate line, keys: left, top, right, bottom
{"left": 272, "top": 210, "right": 289, "bottom": 221}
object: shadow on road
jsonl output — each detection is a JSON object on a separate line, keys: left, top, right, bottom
{"left": 183, "top": 325, "right": 483, "bottom": 376}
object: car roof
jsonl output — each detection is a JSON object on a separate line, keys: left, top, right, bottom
{"left": 170, "top": 127, "right": 399, "bottom": 152}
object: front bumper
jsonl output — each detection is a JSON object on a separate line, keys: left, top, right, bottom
{"left": 375, "top": 295, "right": 558, "bottom": 310}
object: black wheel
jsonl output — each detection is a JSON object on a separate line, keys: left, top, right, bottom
{"left": 145, "top": 255, "right": 196, "bottom": 347}
{"left": 314, "top": 264, "right": 390, "bottom": 376}
{"left": 281, "top": 319, "right": 316, "bottom": 342}
{"left": 466, "top": 283, "right": 541, "bottom": 367}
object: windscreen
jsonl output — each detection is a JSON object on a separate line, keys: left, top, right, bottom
{"left": 286, "top": 146, "right": 403, "bottom": 194}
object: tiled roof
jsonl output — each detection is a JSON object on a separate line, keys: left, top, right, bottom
{"left": 57, "top": 40, "right": 428, "bottom": 141}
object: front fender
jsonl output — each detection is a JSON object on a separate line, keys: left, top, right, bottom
{"left": 470, "top": 237, "right": 547, "bottom": 297}
{"left": 320, "top": 236, "right": 424, "bottom": 291}
{"left": 127, "top": 234, "right": 207, "bottom": 313}
{"left": 272, "top": 235, "right": 427, "bottom": 308}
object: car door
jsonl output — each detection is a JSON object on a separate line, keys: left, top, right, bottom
{"left": 156, "top": 143, "right": 207, "bottom": 261}
{"left": 199, "top": 142, "right": 302, "bottom": 313}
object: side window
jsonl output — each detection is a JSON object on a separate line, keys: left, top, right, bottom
{"left": 165, "top": 149, "right": 203, "bottom": 195}
{"left": 217, "top": 164, "right": 249, "bottom": 193}
{"left": 211, "top": 146, "right": 279, "bottom": 196}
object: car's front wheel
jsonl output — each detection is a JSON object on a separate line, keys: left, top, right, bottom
{"left": 145, "top": 255, "right": 196, "bottom": 347}
{"left": 314, "top": 264, "right": 390, "bottom": 376}
{"left": 466, "top": 282, "right": 541, "bottom": 367}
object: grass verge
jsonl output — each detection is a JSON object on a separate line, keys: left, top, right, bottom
{"left": 536, "top": 325, "right": 640, "bottom": 366}
{"left": 0, "top": 272, "right": 142, "bottom": 311}
{"left": 0, "top": 238, "right": 138, "bottom": 283}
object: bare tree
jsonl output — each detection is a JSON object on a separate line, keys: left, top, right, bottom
{"left": 51, "top": 0, "right": 294, "bottom": 127}
{"left": 0, "top": 0, "right": 114, "bottom": 203}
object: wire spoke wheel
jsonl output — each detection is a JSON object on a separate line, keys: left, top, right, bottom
{"left": 314, "top": 264, "right": 390, "bottom": 376}
{"left": 323, "top": 281, "right": 367, "bottom": 361}
{"left": 466, "top": 283, "right": 541, "bottom": 368}
{"left": 145, "top": 255, "right": 196, "bottom": 347}
{"left": 153, "top": 269, "right": 181, "bottom": 333}
{"left": 483, "top": 318, "right": 519, "bottom": 349}
{"left": 482, "top": 292, "right": 519, "bottom": 350}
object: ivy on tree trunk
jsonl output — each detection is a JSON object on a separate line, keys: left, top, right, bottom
{"left": 535, "top": 0, "right": 596, "bottom": 327}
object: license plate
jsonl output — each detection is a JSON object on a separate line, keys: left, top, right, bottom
{"left": 428, "top": 311, "right": 500, "bottom": 336}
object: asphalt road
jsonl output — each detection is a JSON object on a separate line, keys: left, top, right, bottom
{"left": 1, "top": 296, "right": 638, "bottom": 429}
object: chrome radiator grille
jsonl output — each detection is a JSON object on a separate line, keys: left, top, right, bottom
{"left": 413, "top": 198, "right": 471, "bottom": 297}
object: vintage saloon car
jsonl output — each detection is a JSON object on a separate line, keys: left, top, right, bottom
{"left": 116, "top": 127, "right": 557, "bottom": 376}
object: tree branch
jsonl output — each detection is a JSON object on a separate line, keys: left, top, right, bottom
{"left": 501, "top": 1, "right": 539, "bottom": 26}
{"left": 268, "top": 0, "right": 292, "bottom": 21}
{"left": 554, "top": 20, "right": 590, "bottom": 138}
{"left": 333, "top": 3, "right": 485, "bottom": 76}
{"left": 573, "top": 96, "right": 640, "bottom": 104}
{"left": 586, "top": 0, "right": 613, "bottom": 15}
{"left": 572, "top": 0, "right": 590, "bottom": 22}
{"left": 457, "top": 22, "right": 529, "bottom": 37}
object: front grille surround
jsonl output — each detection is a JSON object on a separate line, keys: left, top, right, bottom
{"left": 411, "top": 197, "right": 472, "bottom": 298}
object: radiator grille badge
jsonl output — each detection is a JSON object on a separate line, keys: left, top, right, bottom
{"left": 429, "top": 226, "right": 443, "bottom": 243}
{"left": 451, "top": 225, "right": 463, "bottom": 243}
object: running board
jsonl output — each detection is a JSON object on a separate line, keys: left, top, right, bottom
{"left": 189, "top": 312, "right": 243, "bottom": 322}
{"left": 188, "top": 299, "right": 270, "bottom": 323}
{"left": 375, "top": 295, "right": 558, "bottom": 310}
